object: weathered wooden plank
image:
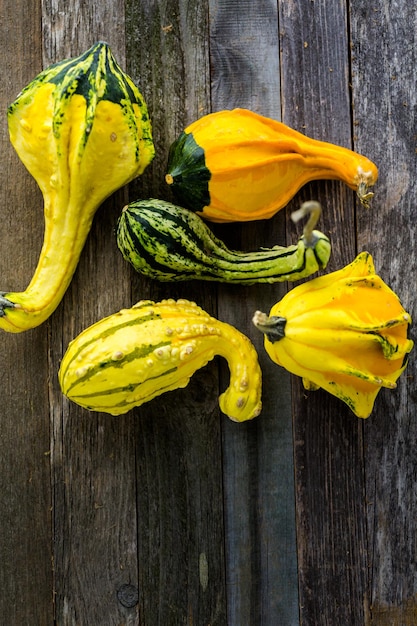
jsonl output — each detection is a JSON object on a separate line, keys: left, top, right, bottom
{"left": 126, "top": 1, "right": 227, "bottom": 623}
{"left": 2, "top": 2, "right": 415, "bottom": 625}
{"left": 209, "top": 1, "right": 299, "bottom": 625}
{"left": 350, "top": 2, "right": 417, "bottom": 623}
{"left": 279, "top": 1, "right": 368, "bottom": 624}
{"left": 280, "top": 0, "right": 356, "bottom": 268}
{"left": 133, "top": 380, "right": 226, "bottom": 625}
{"left": 41, "top": 2, "right": 142, "bottom": 623}
{"left": 0, "top": 2, "right": 53, "bottom": 623}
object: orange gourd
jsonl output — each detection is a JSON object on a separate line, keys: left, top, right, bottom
{"left": 165, "top": 108, "right": 378, "bottom": 223}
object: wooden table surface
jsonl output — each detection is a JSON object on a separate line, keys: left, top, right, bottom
{"left": 1, "top": 1, "right": 416, "bottom": 624}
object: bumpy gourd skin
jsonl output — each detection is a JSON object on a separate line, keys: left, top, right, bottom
{"left": 0, "top": 42, "right": 154, "bottom": 333}
{"left": 59, "top": 299, "right": 263, "bottom": 422}
{"left": 166, "top": 108, "right": 378, "bottom": 223}
{"left": 253, "top": 252, "right": 413, "bottom": 418}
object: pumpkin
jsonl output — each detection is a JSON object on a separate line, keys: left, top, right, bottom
{"left": 59, "top": 299, "right": 262, "bottom": 422}
{"left": 116, "top": 198, "right": 331, "bottom": 284}
{"left": 165, "top": 108, "right": 378, "bottom": 223}
{"left": 0, "top": 42, "right": 154, "bottom": 333}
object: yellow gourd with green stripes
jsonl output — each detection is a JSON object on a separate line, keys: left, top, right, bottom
{"left": 59, "top": 299, "right": 263, "bottom": 422}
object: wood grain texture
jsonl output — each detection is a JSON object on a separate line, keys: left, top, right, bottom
{"left": 279, "top": 1, "right": 368, "bottom": 624}
{"left": 126, "top": 2, "right": 227, "bottom": 624}
{"left": 209, "top": 1, "right": 299, "bottom": 625}
{"left": 42, "top": 2, "right": 141, "bottom": 624}
{"left": 350, "top": 2, "right": 417, "bottom": 623}
{"left": 1, "top": 1, "right": 417, "bottom": 624}
{"left": 0, "top": 2, "right": 53, "bottom": 623}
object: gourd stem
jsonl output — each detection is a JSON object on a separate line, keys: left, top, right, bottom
{"left": 291, "top": 201, "right": 322, "bottom": 244}
{"left": 357, "top": 181, "right": 374, "bottom": 207}
{"left": 252, "top": 310, "right": 287, "bottom": 344}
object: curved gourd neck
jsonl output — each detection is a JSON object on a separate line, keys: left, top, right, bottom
{"left": 0, "top": 195, "right": 96, "bottom": 332}
{"left": 213, "top": 321, "right": 262, "bottom": 422}
{"left": 294, "top": 140, "right": 375, "bottom": 189}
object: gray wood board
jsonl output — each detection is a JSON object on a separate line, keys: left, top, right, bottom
{"left": 0, "top": 1, "right": 416, "bottom": 624}
{"left": 0, "top": 2, "right": 53, "bottom": 623}
{"left": 352, "top": 2, "right": 417, "bottom": 624}
{"left": 209, "top": 1, "right": 299, "bottom": 624}
{"left": 279, "top": 2, "right": 367, "bottom": 624}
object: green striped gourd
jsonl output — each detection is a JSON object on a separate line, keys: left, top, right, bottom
{"left": 116, "top": 198, "right": 331, "bottom": 284}
{"left": 0, "top": 42, "right": 154, "bottom": 333}
{"left": 59, "top": 299, "right": 262, "bottom": 422}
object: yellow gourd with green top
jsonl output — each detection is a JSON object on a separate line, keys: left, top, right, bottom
{"left": 165, "top": 108, "right": 378, "bottom": 223}
{"left": 0, "top": 42, "right": 154, "bottom": 333}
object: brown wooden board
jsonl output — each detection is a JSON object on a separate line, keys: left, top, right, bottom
{"left": 0, "top": 2, "right": 53, "bottom": 623}
{"left": 351, "top": 2, "right": 417, "bottom": 624}
{"left": 126, "top": 3, "right": 227, "bottom": 624}
{"left": 279, "top": 2, "right": 368, "bottom": 624}
{"left": 209, "top": 1, "right": 299, "bottom": 624}
{"left": 41, "top": 2, "right": 142, "bottom": 624}
{"left": 0, "top": 1, "right": 416, "bottom": 624}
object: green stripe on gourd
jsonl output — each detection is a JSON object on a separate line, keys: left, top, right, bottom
{"left": 59, "top": 299, "right": 263, "bottom": 422}
{"left": 8, "top": 42, "right": 153, "bottom": 160}
{"left": 116, "top": 198, "right": 331, "bottom": 284}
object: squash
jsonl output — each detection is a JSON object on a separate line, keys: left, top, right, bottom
{"left": 165, "top": 108, "right": 378, "bottom": 223}
{"left": 0, "top": 42, "right": 154, "bottom": 333}
{"left": 252, "top": 252, "right": 413, "bottom": 418}
{"left": 59, "top": 299, "right": 262, "bottom": 422}
{"left": 116, "top": 198, "right": 331, "bottom": 284}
